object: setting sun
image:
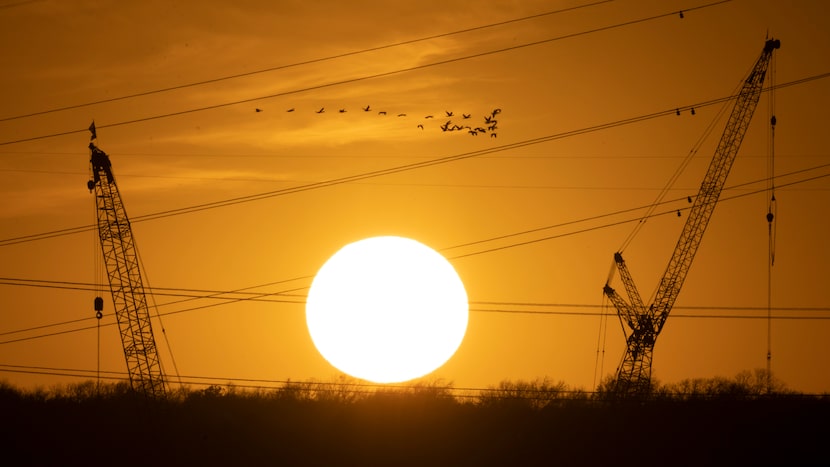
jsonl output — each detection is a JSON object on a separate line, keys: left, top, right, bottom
{"left": 305, "top": 236, "right": 468, "bottom": 383}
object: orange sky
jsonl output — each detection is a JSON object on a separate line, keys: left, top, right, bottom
{"left": 1, "top": 0, "right": 829, "bottom": 394}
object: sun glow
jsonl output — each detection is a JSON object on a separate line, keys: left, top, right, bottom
{"left": 305, "top": 236, "right": 469, "bottom": 383}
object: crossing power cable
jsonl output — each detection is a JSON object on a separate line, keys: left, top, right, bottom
{"left": 0, "top": 0, "right": 733, "bottom": 147}
{"left": 0, "top": 362, "right": 604, "bottom": 398}
{"left": 1, "top": 171, "right": 829, "bottom": 345}
{"left": 1, "top": 74, "right": 828, "bottom": 248}
{"left": 0, "top": 163, "right": 827, "bottom": 341}
{"left": 1, "top": 300, "right": 828, "bottom": 346}
{"left": 0, "top": 362, "right": 828, "bottom": 399}
{"left": 0, "top": 161, "right": 826, "bottom": 266}
{"left": 0, "top": 0, "right": 615, "bottom": 123}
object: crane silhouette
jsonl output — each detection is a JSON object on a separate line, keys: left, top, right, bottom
{"left": 88, "top": 142, "right": 166, "bottom": 398}
{"left": 602, "top": 38, "right": 780, "bottom": 398}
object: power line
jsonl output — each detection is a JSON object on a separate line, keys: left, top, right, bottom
{"left": 0, "top": 0, "right": 615, "bottom": 123}
{"left": 0, "top": 163, "right": 826, "bottom": 343}
{"left": 444, "top": 169, "right": 830, "bottom": 259}
{"left": 6, "top": 153, "right": 830, "bottom": 188}
{"left": 0, "top": 363, "right": 579, "bottom": 397}
{"left": 0, "top": 301, "right": 825, "bottom": 346}
{"left": 439, "top": 164, "right": 830, "bottom": 253}
{"left": 2, "top": 363, "right": 828, "bottom": 398}
{"left": 0, "top": 164, "right": 825, "bottom": 341}
{"left": 2, "top": 76, "right": 828, "bottom": 248}
{"left": 1, "top": 206, "right": 823, "bottom": 347}
{"left": 9, "top": 149, "right": 829, "bottom": 160}
{"left": 0, "top": 1, "right": 733, "bottom": 147}
{"left": 4, "top": 276, "right": 829, "bottom": 316}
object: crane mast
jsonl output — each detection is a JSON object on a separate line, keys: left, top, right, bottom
{"left": 88, "top": 142, "right": 166, "bottom": 397}
{"left": 603, "top": 38, "right": 780, "bottom": 397}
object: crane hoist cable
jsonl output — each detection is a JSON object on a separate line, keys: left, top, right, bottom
{"left": 765, "top": 43, "right": 778, "bottom": 392}
{"left": 135, "top": 244, "right": 183, "bottom": 387}
{"left": 593, "top": 291, "right": 611, "bottom": 390}
{"left": 87, "top": 125, "right": 107, "bottom": 392}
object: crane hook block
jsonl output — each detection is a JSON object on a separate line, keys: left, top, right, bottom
{"left": 94, "top": 296, "right": 104, "bottom": 312}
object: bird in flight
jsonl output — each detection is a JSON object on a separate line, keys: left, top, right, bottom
{"left": 286, "top": 108, "right": 295, "bottom": 112}
{"left": 462, "top": 113, "right": 471, "bottom": 119}
{"left": 397, "top": 113, "right": 406, "bottom": 117}
{"left": 424, "top": 115, "right": 434, "bottom": 119}
{"left": 378, "top": 111, "right": 387, "bottom": 115}
{"left": 317, "top": 107, "right": 325, "bottom": 113}
{"left": 339, "top": 108, "right": 347, "bottom": 113}
{"left": 445, "top": 111, "right": 453, "bottom": 117}
{"left": 255, "top": 108, "right": 263, "bottom": 112}
{"left": 417, "top": 124, "right": 424, "bottom": 130}
{"left": 363, "top": 105, "right": 371, "bottom": 111}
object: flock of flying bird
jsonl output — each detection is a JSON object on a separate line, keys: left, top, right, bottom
{"left": 254, "top": 105, "right": 502, "bottom": 138}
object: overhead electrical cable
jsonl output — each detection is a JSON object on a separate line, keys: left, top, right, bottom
{"left": 617, "top": 73, "right": 744, "bottom": 252}
{"left": 1, "top": 78, "right": 828, "bottom": 248}
{"left": 0, "top": 163, "right": 826, "bottom": 257}
{"left": 443, "top": 170, "right": 830, "bottom": 259}
{"left": 0, "top": 0, "right": 735, "bottom": 147}
{"left": 0, "top": 0, "right": 615, "bottom": 123}
{"left": 5, "top": 362, "right": 829, "bottom": 398}
{"left": 0, "top": 63, "right": 822, "bottom": 147}
{"left": 1, "top": 171, "right": 829, "bottom": 345}
{"left": 1, "top": 301, "right": 827, "bottom": 347}
{"left": 0, "top": 363, "right": 609, "bottom": 397}
{"left": 4, "top": 274, "right": 830, "bottom": 317}
{"left": 0, "top": 167, "right": 827, "bottom": 343}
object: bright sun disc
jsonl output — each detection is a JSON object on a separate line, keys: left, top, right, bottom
{"left": 306, "top": 236, "right": 469, "bottom": 383}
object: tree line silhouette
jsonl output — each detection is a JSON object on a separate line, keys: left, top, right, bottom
{"left": 2, "top": 369, "right": 827, "bottom": 466}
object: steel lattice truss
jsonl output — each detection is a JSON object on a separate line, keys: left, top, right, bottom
{"left": 603, "top": 39, "right": 780, "bottom": 398}
{"left": 90, "top": 144, "right": 166, "bottom": 398}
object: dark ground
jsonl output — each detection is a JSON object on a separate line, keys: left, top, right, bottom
{"left": 2, "top": 383, "right": 828, "bottom": 466}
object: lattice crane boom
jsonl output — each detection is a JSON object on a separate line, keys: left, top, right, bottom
{"left": 603, "top": 38, "right": 780, "bottom": 396}
{"left": 89, "top": 142, "right": 166, "bottom": 397}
